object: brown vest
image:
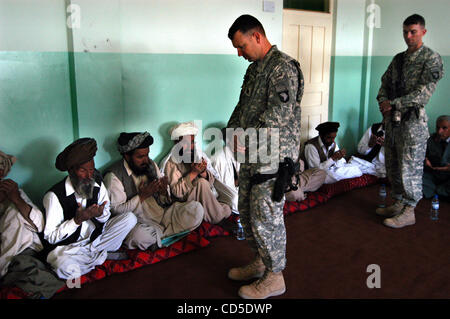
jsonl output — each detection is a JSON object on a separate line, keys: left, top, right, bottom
{"left": 301, "top": 136, "right": 336, "bottom": 169}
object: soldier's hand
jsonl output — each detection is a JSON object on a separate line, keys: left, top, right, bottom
{"left": 433, "top": 164, "right": 450, "bottom": 172}
{"left": 425, "top": 158, "right": 433, "bottom": 169}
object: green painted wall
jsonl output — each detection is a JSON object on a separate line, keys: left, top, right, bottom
{"left": 0, "top": 51, "right": 74, "bottom": 203}
{"left": 1, "top": 0, "right": 448, "bottom": 207}
{"left": 121, "top": 53, "right": 248, "bottom": 164}
{"left": 0, "top": 51, "right": 248, "bottom": 205}
{"left": 329, "top": 56, "right": 365, "bottom": 153}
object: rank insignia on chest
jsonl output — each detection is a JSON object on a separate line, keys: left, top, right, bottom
{"left": 278, "top": 91, "right": 289, "bottom": 102}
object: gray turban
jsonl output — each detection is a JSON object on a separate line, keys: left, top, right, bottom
{"left": 117, "top": 132, "right": 153, "bottom": 154}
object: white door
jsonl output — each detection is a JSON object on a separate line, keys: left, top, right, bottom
{"left": 282, "top": 7, "right": 333, "bottom": 145}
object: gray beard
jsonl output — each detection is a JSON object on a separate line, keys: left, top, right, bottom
{"left": 70, "top": 174, "right": 95, "bottom": 199}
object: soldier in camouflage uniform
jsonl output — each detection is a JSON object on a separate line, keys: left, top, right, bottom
{"left": 225, "top": 15, "right": 304, "bottom": 299}
{"left": 376, "top": 14, "right": 443, "bottom": 228}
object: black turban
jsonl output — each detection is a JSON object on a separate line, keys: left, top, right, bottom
{"left": 55, "top": 138, "right": 97, "bottom": 171}
{"left": 315, "top": 122, "right": 340, "bottom": 135}
{"left": 117, "top": 132, "right": 153, "bottom": 154}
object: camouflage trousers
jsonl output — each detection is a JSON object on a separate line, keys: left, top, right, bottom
{"left": 384, "top": 115, "right": 429, "bottom": 207}
{"left": 238, "top": 163, "right": 286, "bottom": 273}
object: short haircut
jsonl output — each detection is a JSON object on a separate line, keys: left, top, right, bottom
{"left": 436, "top": 115, "right": 450, "bottom": 123}
{"left": 228, "top": 14, "right": 266, "bottom": 40}
{"left": 403, "top": 14, "right": 425, "bottom": 27}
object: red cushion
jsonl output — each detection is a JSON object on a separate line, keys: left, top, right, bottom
{"left": 2, "top": 175, "right": 381, "bottom": 299}
{"left": 283, "top": 174, "right": 380, "bottom": 216}
{"left": 318, "top": 174, "right": 379, "bottom": 198}
{"left": 283, "top": 191, "right": 329, "bottom": 216}
{"left": 2, "top": 230, "right": 210, "bottom": 299}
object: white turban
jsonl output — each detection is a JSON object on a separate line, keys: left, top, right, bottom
{"left": 169, "top": 121, "right": 199, "bottom": 140}
{"left": 0, "top": 150, "right": 17, "bottom": 178}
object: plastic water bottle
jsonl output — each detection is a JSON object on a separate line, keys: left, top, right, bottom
{"left": 430, "top": 195, "right": 439, "bottom": 221}
{"left": 236, "top": 218, "right": 245, "bottom": 240}
{"left": 378, "top": 184, "right": 387, "bottom": 208}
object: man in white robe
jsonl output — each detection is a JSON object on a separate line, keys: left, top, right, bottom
{"left": 348, "top": 122, "right": 386, "bottom": 178}
{"left": 302, "top": 122, "right": 362, "bottom": 184}
{"left": 0, "top": 150, "right": 44, "bottom": 278}
{"left": 104, "top": 131, "right": 204, "bottom": 251}
{"left": 160, "top": 122, "right": 232, "bottom": 224}
{"left": 42, "top": 138, "right": 137, "bottom": 280}
{"left": 211, "top": 129, "right": 244, "bottom": 214}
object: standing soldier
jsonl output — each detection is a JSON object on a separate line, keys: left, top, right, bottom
{"left": 226, "top": 15, "right": 304, "bottom": 299}
{"left": 376, "top": 14, "right": 444, "bottom": 228}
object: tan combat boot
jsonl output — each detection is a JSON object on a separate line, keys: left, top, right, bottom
{"left": 228, "top": 257, "right": 265, "bottom": 281}
{"left": 383, "top": 205, "right": 416, "bottom": 228}
{"left": 238, "top": 271, "right": 286, "bottom": 299}
{"left": 375, "top": 200, "right": 404, "bottom": 217}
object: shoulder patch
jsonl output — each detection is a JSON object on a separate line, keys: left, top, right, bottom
{"left": 278, "top": 90, "right": 289, "bottom": 103}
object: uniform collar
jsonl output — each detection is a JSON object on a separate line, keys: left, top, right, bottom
{"left": 256, "top": 45, "right": 278, "bottom": 73}
{"left": 405, "top": 44, "right": 425, "bottom": 61}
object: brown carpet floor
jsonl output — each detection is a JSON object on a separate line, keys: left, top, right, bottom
{"left": 54, "top": 184, "right": 450, "bottom": 299}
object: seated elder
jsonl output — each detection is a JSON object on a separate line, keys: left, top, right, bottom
{"left": 302, "top": 121, "right": 362, "bottom": 184}
{"left": 349, "top": 122, "right": 386, "bottom": 178}
{"left": 103, "top": 131, "right": 204, "bottom": 251}
{"left": 210, "top": 128, "right": 245, "bottom": 214}
{"left": 423, "top": 115, "right": 450, "bottom": 199}
{"left": 160, "top": 121, "right": 232, "bottom": 224}
{"left": 0, "top": 150, "right": 44, "bottom": 278}
{"left": 42, "top": 138, "right": 136, "bottom": 279}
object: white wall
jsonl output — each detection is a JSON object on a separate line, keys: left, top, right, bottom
{"left": 2, "top": 0, "right": 283, "bottom": 54}
{"left": 333, "top": 0, "right": 366, "bottom": 56}
{"left": 372, "top": 0, "right": 450, "bottom": 56}
{"left": 0, "top": 0, "right": 68, "bottom": 51}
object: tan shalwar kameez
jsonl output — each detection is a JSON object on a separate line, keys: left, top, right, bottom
{"left": 0, "top": 189, "right": 44, "bottom": 277}
{"left": 164, "top": 158, "right": 231, "bottom": 224}
{"left": 104, "top": 160, "right": 204, "bottom": 250}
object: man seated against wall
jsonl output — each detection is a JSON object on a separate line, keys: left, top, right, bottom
{"left": 160, "top": 121, "right": 232, "bottom": 225}
{"left": 0, "top": 150, "right": 44, "bottom": 278}
{"left": 423, "top": 115, "right": 450, "bottom": 199}
{"left": 301, "top": 121, "right": 362, "bottom": 184}
{"left": 42, "top": 138, "right": 137, "bottom": 280}
{"left": 349, "top": 122, "right": 386, "bottom": 178}
{"left": 210, "top": 128, "right": 244, "bottom": 214}
{"left": 103, "top": 132, "right": 204, "bottom": 251}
